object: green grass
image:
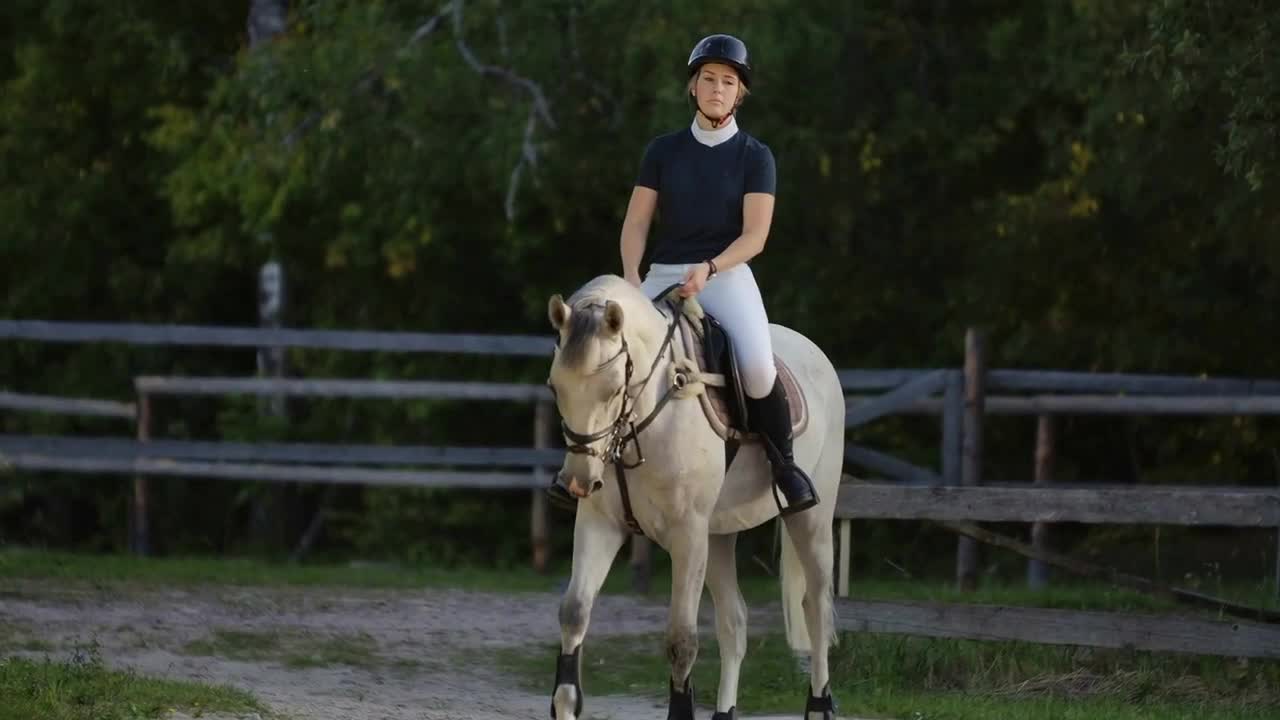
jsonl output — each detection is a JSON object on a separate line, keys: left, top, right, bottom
{"left": 5, "top": 546, "right": 1274, "bottom": 616}
{"left": 0, "top": 546, "right": 570, "bottom": 594}
{"left": 181, "top": 628, "right": 424, "bottom": 671}
{"left": 0, "top": 620, "right": 54, "bottom": 653}
{"left": 494, "top": 632, "right": 1280, "bottom": 720}
{"left": 0, "top": 645, "right": 267, "bottom": 720}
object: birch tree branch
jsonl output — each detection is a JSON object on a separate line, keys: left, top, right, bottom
{"left": 450, "top": 0, "right": 557, "bottom": 130}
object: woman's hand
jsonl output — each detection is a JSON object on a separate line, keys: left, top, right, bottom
{"left": 679, "top": 262, "right": 711, "bottom": 297}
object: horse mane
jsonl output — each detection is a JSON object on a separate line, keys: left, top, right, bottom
{"left": 560, "top": 275, "right": 667, "bottom": 370}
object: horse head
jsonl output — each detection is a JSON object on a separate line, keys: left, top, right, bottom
{"left": 546, "top": 275, "right": 670, "bottom": 499}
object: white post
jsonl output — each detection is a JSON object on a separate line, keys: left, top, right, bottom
{"left": 838, "top": 518, "right": 851, "bottom": 598}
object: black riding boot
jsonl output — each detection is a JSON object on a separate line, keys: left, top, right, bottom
{"left": 545, "top": 474, "right": 578, "bottom": 512}
{"left": 748, "top": 377, "right": 819, "bottom": 516}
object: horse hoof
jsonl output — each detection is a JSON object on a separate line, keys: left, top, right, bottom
{"left": 710, "top": 708, "right": 736, "bottom": 720}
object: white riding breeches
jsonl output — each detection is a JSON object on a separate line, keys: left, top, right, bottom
{"left": 641, "top": 262, "right": 777, "bottom": 399}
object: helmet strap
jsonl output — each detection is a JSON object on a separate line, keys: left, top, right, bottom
{"left": 701, "top": 106, "right": 735, "bottom": 129}
{"left": 690, "top": 91, "right": 738, "bottom": 129}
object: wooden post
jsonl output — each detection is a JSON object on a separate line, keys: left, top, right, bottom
{"left": 837, "top": 518, "right": 851, "bottom": 597}
{"left": 251, "top": 259, "right": 286, "bottom": 549}
{"left": 956, "top": 328, "right": 986, "bottom": 591}
{"left": 131, "top": 392, "right": 151, "bottom": 556}
{"left": 1028, "top": 414, "right": 1055, "bottom": 589}
{"left": 942, "top": 369, "right": 963, "bottom": 487}
{"left": 257, "top": 260, "right": 286, "bottom": 418}
{"left": 531, "top": 399, "right": 551, "bottom": 573}
{"left": 631, "top": 535, "right": 652, "bottom": 595}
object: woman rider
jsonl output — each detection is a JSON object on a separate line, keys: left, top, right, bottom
{"left": 549, "top": 33, "right": 818, "bottom": 516}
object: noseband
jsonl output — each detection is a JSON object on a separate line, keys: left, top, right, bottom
{"left": 551, "top": 290, "right": 686, "bottom": 535}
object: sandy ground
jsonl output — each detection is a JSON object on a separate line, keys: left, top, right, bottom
{"left": 0, "top": 579, "right": 855, "bottom": 720}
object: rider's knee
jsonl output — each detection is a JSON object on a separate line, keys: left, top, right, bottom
{"left": 740, "top": 359, "right": 777, "bottom": 399}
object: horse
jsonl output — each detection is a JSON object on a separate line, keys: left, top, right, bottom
{"left": 544, "top": 274, "right": 844, "bottom": 720}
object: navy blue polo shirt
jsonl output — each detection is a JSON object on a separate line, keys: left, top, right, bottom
{"left": 634, "top": 127, "right": 776, "bottom": 265}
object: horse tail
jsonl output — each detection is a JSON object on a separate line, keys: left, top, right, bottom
{"left": 779, "top": 519, "right": 810, "bottom": 653}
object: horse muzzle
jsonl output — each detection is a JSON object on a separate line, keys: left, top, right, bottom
{"left": 560, "top": 471, "right": 604, "bottom": 498}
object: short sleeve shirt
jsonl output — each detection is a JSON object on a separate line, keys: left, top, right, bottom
{"left": 634, "top": 128, "right": 776, "bottom": 265}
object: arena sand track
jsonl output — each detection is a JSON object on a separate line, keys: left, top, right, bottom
{"left": 1, "top": 579, "right": 875, "bottom": 719}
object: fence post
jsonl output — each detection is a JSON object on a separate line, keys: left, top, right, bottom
{"left": 837, "top": 518, "right": 851, "bottom": 598}
{"left": 631, "top": 534, "right": 652, "bottom": 595}
{"left": 131, "top": 392, "right": 151, "bottom": 556}
{"left": 532, "top": 399, "right": 552, "bottom": 573}
{"left": 942, "top": 369, "right": 963, "bottom": 487}
{"left": 956, "top": 327, "right": 986, "bottom": 591}
{"left": 1028, "top": 414, "right": 1055, "bottom": 589}
{"left": 250, "top": 259, "right": 287, "bottom": 549}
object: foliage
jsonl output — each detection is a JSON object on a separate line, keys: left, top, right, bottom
{"left": 4, "top": 1, "right": 1280, "bottom": 568}
{"left": 0, "top": 643, "right": 264, "bottom": 720}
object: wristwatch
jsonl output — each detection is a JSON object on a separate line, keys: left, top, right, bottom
{"left": 706, "top": 259, "right": 718, "bottom": 279}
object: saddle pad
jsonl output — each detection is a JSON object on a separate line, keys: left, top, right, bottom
{"left": 677, "top": 313, "right": 809, "bottom": 442}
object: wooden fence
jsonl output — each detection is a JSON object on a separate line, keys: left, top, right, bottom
{"left": 4, "top": 319, "right": 1280, "bottom": 659}
{"left": 829, "top": 330, "right": 1280, "bottom": 660}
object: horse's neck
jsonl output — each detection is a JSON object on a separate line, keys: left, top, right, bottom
{"left": 626, "top": 306, "right": 676, "bottom": 417}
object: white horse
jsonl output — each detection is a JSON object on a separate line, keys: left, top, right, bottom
{"left": 545, "top": 274, "right": 844, "bottom": 720}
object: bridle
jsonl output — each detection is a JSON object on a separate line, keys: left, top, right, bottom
{"left": 550, "top": 288, "right": 686, "bottom": 535}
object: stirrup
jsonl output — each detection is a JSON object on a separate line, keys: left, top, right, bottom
{"left": 545, "top": 482, "right": 578, "bottom": 512}
{"left": 771, "top": 466, "right": 819, "bottom": 516}
{"left": 760, "top": 436, "right": 819, "bottom": 516}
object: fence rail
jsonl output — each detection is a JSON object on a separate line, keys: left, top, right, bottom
{"left": 3, "top": 453, "right": 542, "bottom": 489}
{"left": 846, "top": 392, "right": 1280, "bottom": 416}
{"left": 834, "top": 481, "right": 1280, "bottom": 528}
{"left": 0, "top": 434, "right": 563, "bottom": 468}
{"left": 0, "top": 319, "right": 553, "bottom": 356}
{"left": 135, "top": 376, "right": 552, "bottom": 402}
{"left": 0, "top": 390, "right": 136, "bottom": 420}
{"left": 834, "top": 598, "right": 1280, "bottom": 659}
{"left": 6, "top": 317, "right": 1280, "bottom": 650}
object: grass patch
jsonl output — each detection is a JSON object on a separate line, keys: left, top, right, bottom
{"left": 2, "top": 546, "right": 1273, "bottom": 617}
{"left": 494, "top": 632, "right": 1280, "bottom": 720}
{"left": 0, "top": 644, "right": 266, "bottom": 720}
{"left": 0, "top": 547, "right": 565, "bottom": 594}
{"left": 0, "top": 620, "right": 54, "bottom": 653}
{"left": 181, "top": 628, "right": 421, "bottom": 671}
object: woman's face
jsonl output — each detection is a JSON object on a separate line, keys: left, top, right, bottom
{"left": 692, "top": 62, "right": 741, "bottom": 120}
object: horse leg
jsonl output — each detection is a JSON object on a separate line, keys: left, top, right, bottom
{"left": 551, "top": 508, "right": 627, "bottom": 720}
{"left": 705, "top": 532, "right": 746, "bottom": 720}
{"left": 782, "top": 512, "right": 838, "bottom": 719}
{"left": 666, "top": 521, "right": 710, "bottom": 720}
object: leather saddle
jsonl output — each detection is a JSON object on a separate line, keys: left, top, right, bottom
{"left": 657, "top": 291, "right": 808, "bottom": 454}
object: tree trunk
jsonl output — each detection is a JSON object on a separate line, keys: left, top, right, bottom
{"left": 246, "top": 1, "right": 290, "bottom": 553}
{"left": 248, "top": 0, "right": 288, "bottom": 49}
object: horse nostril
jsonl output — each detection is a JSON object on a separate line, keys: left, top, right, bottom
{"left": 591, "top": 479, "right": 604, "bottom": 492}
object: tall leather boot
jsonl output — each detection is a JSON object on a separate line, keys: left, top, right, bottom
{"left": 545, "top": 478, "right": 578, "bottom": 512}
{"left": 748, "top": 376, "right": 819, "bottom": 515}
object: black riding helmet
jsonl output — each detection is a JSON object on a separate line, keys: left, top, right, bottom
{"left": 687, "top": 34, "right": 751, "bottom": 89}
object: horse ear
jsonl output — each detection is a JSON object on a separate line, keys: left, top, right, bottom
{"left": 548, "top": 294, "right": 570, "bottom": 331}
{"left": 603, "top": 300, "right": 624, "bottom": 336}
